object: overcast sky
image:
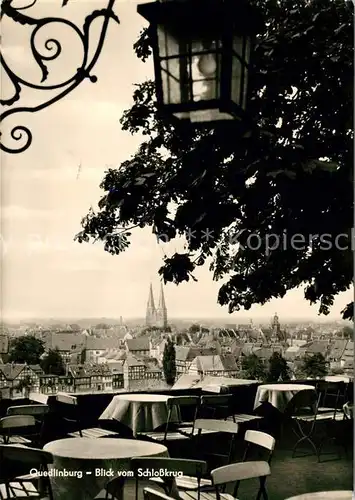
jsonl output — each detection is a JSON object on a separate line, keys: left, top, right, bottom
{"left": 1, "top": 0, "right": 352, "bottom": 321}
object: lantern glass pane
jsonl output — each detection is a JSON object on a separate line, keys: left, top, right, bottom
{"left": 157, "top": 25, "right": 180, "bottom": 57}
{"left": 231, "top": 35, "right": 249, "bottom": 109}
{"left": 158, "top": 26, "right": 189, "bottom": 105}
{"left": 190, "top": 39, "right": 221, "bottom": 102}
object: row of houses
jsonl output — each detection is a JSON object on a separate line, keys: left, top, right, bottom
{"left": 284, "top": 339, "right": 354, "bottom": 368}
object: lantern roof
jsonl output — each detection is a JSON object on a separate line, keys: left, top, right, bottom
{"left": 138, "top": 0, "right": 264, "bottom": 36}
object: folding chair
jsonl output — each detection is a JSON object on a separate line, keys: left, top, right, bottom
{"left": 101, "top": 458, "right": 207, "bottom": 500}
{"left": 180, "top": 461, "right": 271, "bottom": 500}
{"left": 7, "top": 405, "right": 50, "bottom": 419}
{"left": 242, "top": 430, "right": 276, "bottom": 464}
{"left": 318, "top": 400, "right": 354, "bottom": 460}
{"left": 284, "top": 390, "right": 331, "bottom": 461}
{"left": 316, "top": 381, "right": 347, "bottom": 420}
{"left": 198, "top": 395, "right": 233, "bottom": 420}
{"left": 138, "top": 396, "right": 200, "bottom": 443}
{"left": 134, "top": 457, "right": 207, "bottom": 500}
{"left": 0, "top": 444, "right": 54, "bottom": 499}
{"left": 55, "top": 393, "right": 119, "bottom": 438}
{"left": 0, "top": 416, "right": 38, "bottom": 445}
{"left": 170, "top": 419, "right": 239, "bottom": 493}
{"left": 221, "top": 394, "right": 263, "bottom": 428}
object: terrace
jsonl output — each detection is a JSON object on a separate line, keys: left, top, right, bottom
{"left": 0, "top": 379, "right": 353, "bottom": 500}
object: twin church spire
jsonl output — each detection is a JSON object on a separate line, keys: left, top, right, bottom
{"left": 146, "top": 283, "right": 168, "bottom": 328}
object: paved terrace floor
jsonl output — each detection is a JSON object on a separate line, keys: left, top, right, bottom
{"left": 124, "top": 433, "right": 353, "bottom": 500}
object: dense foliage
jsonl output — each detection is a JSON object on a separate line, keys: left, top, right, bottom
{"left": 162, "top": 338, "right": 176, "bottom": 385}
{"left": 241, "top": 353, "right": 267, "bottom": 380}
{"left": 265, "top": 352, "right": 291, "bottom": 382}
{"left": 40, "top": 348, "right": 65, "bottom": 376}
{"left": 8, "top": 336, "right": 45, "bottom": 365}
{"left": 76, "top": 0, "right": 353, "bottom": 318}
{"left": 299, "top": 352, "right": 329, "bottom": 378}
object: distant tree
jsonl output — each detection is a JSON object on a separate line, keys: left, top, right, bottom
{"left": 95, "top": 323, "right": 110, "bottom": 330}
{"left": 299, "top": 353, "right": 329, "bottom": 379}
{"left": 80, "top": 349, "right": 86, "bottom": 364}
{"left": 188, "top": 324, "right": 200, "bottom": 334}
{"left": 162, "top": 339, "right": 176, "bottom": 386}
{"left": 241, "top": 354, "right": 267, "bottom": 381}
{"left": 141, "top": 326, "right": 172, "bottom": 335}
{"left": 341, "top": 326, "right": 353, "bottom": 338}
{"left": 266, "top": 352, "right": 291, "bottom": 382}
{"left": 8, "top": 336, "right": 45, "bottom": 365}
{"left": 40, "top": 349, "right": 65, "bottom": 376}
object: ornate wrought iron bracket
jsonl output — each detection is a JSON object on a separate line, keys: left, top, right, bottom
{"left": 0, "top": 0, "right": 120, "bottom": 154}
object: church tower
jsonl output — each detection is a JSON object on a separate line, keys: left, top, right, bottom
{"left": 145, "top": 283, "right": 168, "bottom": 328}
{"left": 271, "top": 312, "right": 280, "bottom": 334}
{"left": 156, "top": 283, "right": 168, "bottom": 328}
{"left": 146, "top": 283, "right": 156, "bottom": 327}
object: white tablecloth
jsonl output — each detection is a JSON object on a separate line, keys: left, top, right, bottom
{"left": 254, "top": 384, "right": 315, "bottom": 413}
{"left": 43, "top": 437, "right": 167, "bottom": 500}
{"left": 100, "top": 394, "right": 179, "bottom": 436}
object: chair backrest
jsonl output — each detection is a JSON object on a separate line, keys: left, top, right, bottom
{"left": 211, "top": 460, "right": 271, "bottom": 485}
{"left": 194, "top": 419, "right": 239, "bottom": 434}
{"left": 0, "top": 415, "right": 36, "bottom": 429}
{"left": 343, "top": 402, "right": 353, "bottom": 420}
{"left": 284, "top": 390, "right": 319, "bottom": 418}
{"left": 143, "top": 488, "right": 176, "bottom": 500}
{"left": 199, "top": 395, "right": 233, "bottom": 419}
{"left": 56, "top": 393, "right": 78, "bottom": 405}
{"left": 166, "top": 396, "right": 200, "bottom": 408}
{"left": 244, "top": 430, "right": 276, "bottom": 452}
{"left": 316, "top": 380, "right": 346, "bottom": 411}
{"left": 0, "top": 444, "right": 53, "bottom": 483}
{"left": 194, "top": 419, "right": 239, "bottom": 466}
{"left": 164, "top": 396, "right": 200, "bottom": 438}
{"left": 242, "top": 430, "right": 276, "bottom": 465}
{"left": 7, "top": 405, "right": 50, "bottom": 417}
{"left": 0, "top": 444, "right": 52, "bottom": 466}
{"left": 200, "top": 395, "right": 233, "bottom": 407}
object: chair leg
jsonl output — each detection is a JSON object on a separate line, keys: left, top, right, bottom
{"left": 292, "top": 420, "right": 318, "bottom": 459}
{"left": 292, "top": 436, "right": 319, "bottom": 459}
{"left": 256, "top": 477, "right": 268, "bottom": 500}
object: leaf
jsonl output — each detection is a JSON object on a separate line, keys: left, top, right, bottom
{"left": 334, "top": 23, "right": 348, "bottom": 35}
{"left": 312, "top": 12, "right": 320, "bottom": 22}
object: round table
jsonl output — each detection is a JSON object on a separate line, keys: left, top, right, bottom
{"left": 100, "top": 394, "right": 180, "bottom": 436}
{"left": 43, "top": 437, "right": 168, "bottom": 500}
{"left": 254, "top": 384, "right": 315, "bottom": 413}
{"left": 286, "top": 491, "right": 353, "bottom": 500}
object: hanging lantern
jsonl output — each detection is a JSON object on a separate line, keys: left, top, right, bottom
{"left": 137, "top": 0, "right": 263, "bottom": 124}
